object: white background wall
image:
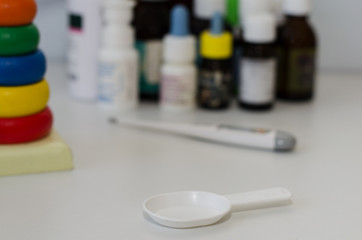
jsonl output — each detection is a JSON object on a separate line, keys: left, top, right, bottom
{"left": 35, "top": 0, "right": 362, "bottom": 72}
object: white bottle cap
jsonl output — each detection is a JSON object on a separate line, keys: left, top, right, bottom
{"left": 194, "top": 0, "right": 226, "bottom": 19}
{"left": 102, "top": 25, "right": 135, "bottom": 48}
{"left": 103, "top": 0, "right": 135, "bottom": 24}
{"left": 244, "top": 14, "right": 276, "bottom": 43}
{"left": 163, "top": 35, "right": 196, "bottom": 63}
{"left": 241, "top": 0, "right": 273, "bottom": 26}
{"left": 283, "top": 0, "right": 311, "bottom": 16}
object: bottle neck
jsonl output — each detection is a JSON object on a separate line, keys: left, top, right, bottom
{"left": 201, "top": 58, "right": 231, "bottom": 71}
{"left": 286, "top": 15, "right": 309, "bottom": 21}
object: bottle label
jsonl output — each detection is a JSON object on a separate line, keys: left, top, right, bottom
{"left": 69, "top": 14, "right": 83, "bottom": 32}
{"left": 287, "top": 49, "right": 316, "bottom": 95}
{"left": 98, "top": 59, "right": 138, "bottom": 108}
{"left": 240, "top": 58, "right": 276, "bottom": 104}
{"left": 67, "top": 14, "right": 83, "bottom": 84}
{"left": 198, "top": 69, "right": 232, "bottom": 108}
{"left": 161, "top": 71, "right": 196, "bottom": 108}
{"left": 136, "top": 40, "right": 163, "bottom": 95}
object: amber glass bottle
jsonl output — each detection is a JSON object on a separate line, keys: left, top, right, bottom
{"left": 277, "top": 0, "right": 317, "bottom": 101}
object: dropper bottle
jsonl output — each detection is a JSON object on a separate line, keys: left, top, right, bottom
{"left": 198, "top": 13, "right": 233, "bottom": 110}
{"left": 98, "top": 0, "right": 138, "bottom": 114}
{"left": 160, "top": 5, "right": 197, "bottom": 112}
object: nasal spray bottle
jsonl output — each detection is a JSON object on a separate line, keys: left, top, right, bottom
{"left": 160, "top": 5, "right": 197, "bottom": 112}
{"left": 198, "top": 13, "right": 233, "bottom": 110}
{"left": 98, "top": 0, "right": 138, "bottom": 114}
{"left": 67, "top": 0, "right": 102, "bottom": 101}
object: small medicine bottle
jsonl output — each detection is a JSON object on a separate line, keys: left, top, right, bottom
{"left": 160, "top": 5, "right": 197, "bottom": 113}
{"left": 98, "top": 0, "right": 138, "bottom": 114}
{"left": 133, "top": 0, "right": 170, "bottom": 101}
{"left": 198, "top": 13, "right": 233, "bottom": 110}
{"left": 239, "top": 15, "right": 277, "bottom": 111}
{"left": 276, "top": 0, "right": 317, "bottom": 101}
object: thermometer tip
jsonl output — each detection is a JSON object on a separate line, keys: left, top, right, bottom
{"left": 275, "top": 131, "right": 297, "bottom": 151}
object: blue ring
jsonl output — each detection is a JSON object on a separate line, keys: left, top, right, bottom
{"left": 0, "top": 50, "right": 46, "bottom": 86}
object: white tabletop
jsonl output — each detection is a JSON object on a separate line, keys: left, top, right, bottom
{"left": 1, "top": 63, "right": 362, "bottom": 240}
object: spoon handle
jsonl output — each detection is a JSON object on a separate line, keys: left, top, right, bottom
{"left": 225, "top": 188, "right": 292, "bottom": 212}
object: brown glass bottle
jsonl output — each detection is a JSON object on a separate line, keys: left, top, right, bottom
{"left": 277, "top": 15, "right": 317, "bottom": 101}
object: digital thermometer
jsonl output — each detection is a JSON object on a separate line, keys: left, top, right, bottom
{"left": 110, "top": 118, "right": 296, "bottom": 152}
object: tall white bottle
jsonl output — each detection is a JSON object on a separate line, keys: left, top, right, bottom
{"left": 160, "top": 5, "right": 197, "bottom": 112}
{"left": 98, "top": 0, "right": 139, "bottom": 113}
{"left": 67, "top": 0, "right": 102, "bottom": 101}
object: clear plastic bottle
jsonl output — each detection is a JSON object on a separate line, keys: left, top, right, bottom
{"left": 98, "top": 0, "right": 138, "bottom": 114}
{"left": 160, "top": 5, "right": 197, "bottom": 112}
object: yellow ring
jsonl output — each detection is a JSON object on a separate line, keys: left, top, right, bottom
{"left": 0, "top": 79, "right": 49, "bottom": 118}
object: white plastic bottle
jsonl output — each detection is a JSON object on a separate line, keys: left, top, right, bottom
{"left": 98, "top": 0, "right": 138, "bottom": 113}
{"left": 67, "top": 0, "right": 102, "bottom": 101}
{"left": 160, "top": 5, "right": 197, "bottom": 112}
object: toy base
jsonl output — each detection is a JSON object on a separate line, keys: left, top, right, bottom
{"left": 0, "top": 129, "right": 73, "bottom": 177}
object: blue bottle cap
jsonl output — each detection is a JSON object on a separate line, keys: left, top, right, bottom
{"left": 210, "top": 12, "right": 224, "bottom": 35}
{"left": 170, "top": 5, "right": 190, "bottom": 37}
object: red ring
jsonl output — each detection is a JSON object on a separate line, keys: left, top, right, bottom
{"left": 0, "top": 107, "right": 53, "bottom": 144}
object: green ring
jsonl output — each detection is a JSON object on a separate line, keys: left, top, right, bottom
{"left": 0, "top": 24, "right": 40, "bottom": 56}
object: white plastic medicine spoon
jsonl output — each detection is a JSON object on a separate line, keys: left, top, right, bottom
{"left": 143, "top": 187, "right": 292, "bottom": 228}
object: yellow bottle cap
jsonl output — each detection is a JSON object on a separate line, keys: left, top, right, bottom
{"left": 200, "top": 13, "right": 233, "bottom": 59}
{"left": 200, "top": 31, "right": 233, "bottom": 59}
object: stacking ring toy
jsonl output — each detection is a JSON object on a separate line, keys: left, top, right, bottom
{"left": 0, "top": 79, "right": 49, "bottom": 118}
{"left": 0, "top": 24, "right": 39, "bottom": 56}
{"left": 0, "top": 107, "right": 52, "bottom": 144}
{"left": 0, "top": 0, "right": 37, "bottom": 26}
{"left": 0, "top": 50, "right": 46, "bottom": 86}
